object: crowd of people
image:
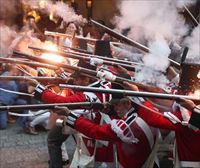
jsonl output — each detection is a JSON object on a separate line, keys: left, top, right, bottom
{"left": 31, "top": 61, "right": 200, "bottom": 168}
{"left": 0, "top": 32, "right": 200, "bottom": 168}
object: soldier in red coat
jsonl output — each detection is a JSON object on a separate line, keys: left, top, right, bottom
{"left": 189, "top": 105, "right": 200, "bottom": 129}
{"left": 178, "top": 99, "right": 200, "bottom": 129}
{"left": 138, "top": 100, "right": 200, "bottom": 168}
{"left": 63, "top": 96, "right": 200, "bottom": 168}
{"left": 34, "top": 71, "right": 116, "bottom": 168}
{"left": 128, "top": 83, "right": 200, "bottom": 168}
{"left": 63, "top": 96, "right": 159, "bottom": 168}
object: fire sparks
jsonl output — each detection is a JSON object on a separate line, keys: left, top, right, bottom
{"left": 39, "top": 0, "right": 47, "bottom": 9}
{"left": 193, "top": 90, "right": 200, "bottom": 99}
{"left": 189, "top": 90, "right": 200, "bottom": 99}
{"left": 41, "top": 42, "right": 64, "bottom": 63}
{"left": 27, "top": 10, "right": 41, "bottom": 23}
{"left": 197, "top": 70, "right": 200, "bottom": 79}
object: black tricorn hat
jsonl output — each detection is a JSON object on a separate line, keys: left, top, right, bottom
{"left": 77, "top": 59, "right": 96, "bottom": 71}
{"left": 94, "top": 40, "right": 112, "bottom": 58}
{"left": 71, "top": 59, "right": 96, "bottom": 78}
{"left": 110, "top": 73, "right": 131, "bottom": 104}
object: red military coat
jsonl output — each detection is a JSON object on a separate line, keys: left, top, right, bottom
{"left": 139, "top": 101, "right": 200, "bottom": 167}
{"left": 41, "top": 81, "right": 114, "bottom": 164}
{"left": 73, "top": 103, "right": 158, "bottom": 168}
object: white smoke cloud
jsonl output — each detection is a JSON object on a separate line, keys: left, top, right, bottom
{"left": 111, "top": 43, "right": 143, "bottom": 62}
{"left": 114, "top": 0, "right": 195, "bottom": 43}
{"left": 135, "top": 36, "right": 171, "bottom": 88}
{"left": 47, "top": 1, "right": 87, "bottom": 24}
{"left": 144, "top": 36, "right": 171, "bottom": 71}
{"left": 0, "top": 24, "right": 42, "bottom": 57}
{"left": 0, "top": 0, "right": 87, "bottom": 58}
{"left": 26, "top": 0, "right": 86, "bottom": 25}
{"left": 135, "top": 67, "right": 170, "bottom": 89}
{"left": 113, "top": 0, "right": 197, "bottom": 88}
{"left": 0, "top": 24, "right": 18, "bottom": 57}
{"left": 11, "top": 31, "right": 43, "bottom": 55}
{"left": 176, "top": 0, "right": 197, "bottom": 8}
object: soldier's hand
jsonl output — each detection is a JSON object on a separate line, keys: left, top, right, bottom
{"left": 54, "top": 106, "right": 71, "bottom": 116}
{"left": 27, "top": 78, "right": 39, "bottom": 86}
{"left": 177, "top": 98, "right": 196, "bottom": 111}
{"left": 115, "top": 65, "right": 129, "bottom": 75}
{"left": 123, "top": 81, "right": 139, "bottom": 91}
{"left": 27, "top": 79, "right": 39, "bottom": 93}
{"left": 55, "top": 68, "right": 69, "bottom": 80}
{"left": 55, "top": 68, "right": 63, "bottom": 75}
{"left": 102, "top": 103, "right": 114, "bottom": 114}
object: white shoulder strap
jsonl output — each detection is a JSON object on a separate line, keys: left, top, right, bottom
{"left": 101, "top": 112, "right": 112, "bottom": 124}
{"left": 164, "top": 112, "right": 182, "bottom": 124}
{"left": 142, "top": 131, "right": 161, "bottom": 168}
{"left": 136, "top": 117, "right": 154, "bottom": 149}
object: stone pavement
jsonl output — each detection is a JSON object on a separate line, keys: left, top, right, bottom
{"left": 0, "top": 124, "right": 75, "bottom": 168}
{"left": 0, "top": 124, "right": 172, "bottom": 168}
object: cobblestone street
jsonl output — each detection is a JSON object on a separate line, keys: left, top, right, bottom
{"left": 0, "top": 124, "right": 75, "bottom": 168}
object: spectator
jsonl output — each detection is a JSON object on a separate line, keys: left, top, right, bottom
{"left": 0, "top": 65, "right": 28, "bottom": 129}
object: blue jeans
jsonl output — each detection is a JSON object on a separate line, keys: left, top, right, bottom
{"left": 0, "top": 111, "right": 7, "bottom": 129}
{"left": 0, "top": 99, "right": 28, "bottom": 129}
{"left": 15, "top": 99, "right": 28, "bottom": 128}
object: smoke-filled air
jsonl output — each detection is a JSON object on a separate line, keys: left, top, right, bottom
{"left": 113, "top": 0, "right": 198, "bottom": 88}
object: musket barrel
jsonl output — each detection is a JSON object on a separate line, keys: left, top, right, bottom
{"left": 168, "top": 58, "right": 181, "bottom": 69}
{"left": 29, "top": 46, "right": 140, "bottom": 66}
{"left": 90, "top": 19, "right": 150, "bottom": 53}
{"left": 45, "top": 31, "right": 98, "bottom": 42}
{"left": 0, "top": 76, "right": 64, "bottom": 82}
{"left": 0, "top": 102, "right": 102, "bottom": 111}
{"left": 13, "top": 50, "right": 98, "bottom": 75}
{"left": 0, "top": 57, "right": 58, "bottom": 70}
{"left": 183, "top": 5, "right": 199, "bottom": 27}
{"left": 29, "top": 46, "right": 138, "bottom": 71}
{"left": 59, "top": 84, "right": 200, "bottom": 102}
{"left": 12, "top": 50, "right": 165, "bottom": 92}
{"left": 90, "top": 19, "right": 181, "bottom": 69}
{"left": 66, "top": 50, "right": 134, "bottom": 65}
{"left": 66, "top": 47, "right": 180, "bottom": 69}
{"left": 13, "top": 50, "right": 131, "bottom": 81}
{"left": 61, "top": 45, "right": 93, "bottom": 54}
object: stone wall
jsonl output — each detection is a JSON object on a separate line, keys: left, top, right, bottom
{"left": 75, "top": 0, "right": 118, "bottom": 27}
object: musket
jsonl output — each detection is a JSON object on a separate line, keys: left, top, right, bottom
{"left": 183, "top": 5, "right": 199, "bottom": 27}
{"left": 13, "top": 50, "right": 97, "bottom": 74}
{"left": 40, "top": 46, "right": 179, "bottom": 74}
{"left": 0, "top": 102, "right": 103, "bottom": 111}
{"left": 8, "top": 110, "right": 51, "bottom": 117}
{"left": 29, "top": 46, "right": 145, "bottom": 68}
{"left": 29, "top": 46, "right": 141, "bottom": 66}
{"left": 61, "top": 45, "right": 93, "bottom": 54}
{"left": 90, "top": 19, "right": 181, "bottom": 69}
{"left": 13, "top": 50, "right": 165, "bottom": 93}
{"left": 45, "top": 30, "right": 98, "bottom": 42}
{"left": 91, "top": 19, "right": 150, "bottom": 53}
{"left": 0, "top": 76, "right": 65, "bottom": 83}
{"left": 59, "top": 84, "right": 200, "bottom": 103}
{"left": 0, "top": 57, "right": 58, "bottom": 70}
{"left": 8, "top": 110, "right": 50, "bottom": 117}
{"left": 29, "top": 46, "right": 140, "bottom": 71}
